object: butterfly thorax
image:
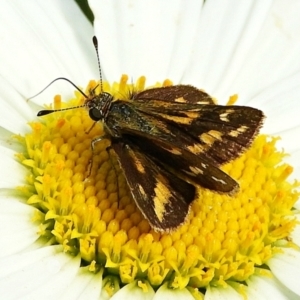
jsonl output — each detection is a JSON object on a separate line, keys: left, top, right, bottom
{"left": 105, "top": 99, "right": 166, "bottom": 140}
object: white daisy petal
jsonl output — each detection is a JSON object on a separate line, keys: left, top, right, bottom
{"left": 184, "top": 0, "right": 273, "bottom": 98}
{"left": 277, "top": 127, "right": 300, "bottom": 155}
{"left": 276, "top": 127, "right": 300, "bottom": 182}
{"left": 0, "top": 127, "right": 25, "bottom": 153}
{"left": 60, "top": 267, "right": 103, "bottom": 300}
{"left": 205, "top": 285, "right": 243, "bottom": 300}
{"left": 250, "top": 72, "right": 300, "bottom": 195}
{"left": 267, "top": 247, "right": 300, "bottom": 296}
{"left": 0, "top": 145, "right": 27, "bottom": 189}
{"left": 247, "top": 71, "right": 300, "bottom": 113}
{"left": 110, "top": 280, "right": 154, "bottom": 300}
{"left": 291, "top": 216, "right": 300, "bottom": 246}
{"left": 0, "top": 76, "right": 36, "bottom": 131}
{"left": 0, "top": 0, "right": 95, "bottom": 105}
{"left": 0, "top": 105, "right": 27, "bottom": 139}
{"left": 0, "top": 192, "right": 39, "bottom": 258}
{"left": 247, "top": 272, "right": 300, "bottom": 300}
{"left": 248, "top": 70, "right": 300, "bottom": 181}
{"left": 260, "top": 85, "right": 300, "bottom": 136}
{"left": 154, "top": 283, "right": 194, "bottom": 300}
{"left": 0, "top": 245, "right": 80, "bottom": 299}
{"left": 230, "top": 0, "right": 300, "bottom": 103}
{"left": 90, "top": 0, "right": 205, "bottom": 85}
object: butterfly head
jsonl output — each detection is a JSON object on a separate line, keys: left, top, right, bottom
{"left": 86, "top": 91, "right": 114, "bottom": 122}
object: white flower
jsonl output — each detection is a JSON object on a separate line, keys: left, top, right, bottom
{"left": 0, "top": 0, "right": 300, "bottom": 299}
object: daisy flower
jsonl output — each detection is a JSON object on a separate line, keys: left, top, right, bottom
{"left": 1, "top": 0, "right": 300, "bottom": 299}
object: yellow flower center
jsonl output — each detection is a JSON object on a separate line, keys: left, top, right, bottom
{"left": 16, "top": 76, "right": 299, "bottom": 295}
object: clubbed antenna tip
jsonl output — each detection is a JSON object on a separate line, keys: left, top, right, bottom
{"left": 92, "top": 36, "right": 103, "bottom": 93}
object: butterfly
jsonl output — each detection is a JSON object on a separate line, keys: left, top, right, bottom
{"left": 38, "top": 36, "right": 264, "bottom": 232}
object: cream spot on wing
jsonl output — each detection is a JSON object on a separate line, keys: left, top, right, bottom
{"left": 160, "top": 146, "right": 182, "bottom": 155}
{"left": 174, "top": 97, "right": 187, "bottom": 103}
{"left": 138, "top": 184, "right": 146, "bottom": 196}
{"left": 196, "top": 100, "right": 211, "bottom": 104}
{"left": 153, "top": 188, "right": 168, "bottom": 223}
{"left": 228, "top": 125, "right": 249, "bottom": 137}
{"left": 184, "top": 171, "right": 195, "bottom": 177}
{"left": 207, "top": 130, "right": 223, "bottom": 140}
{"left": 184, "top": 111, "right": 200, "bottom": 119}
{"left": 199, "top": 132, "right": 215, "bottom": 146}
{"left": 212, "top": 176, "right": 227, "bottom": 185}
{"left": 237, "top": 125, "right": 248, "bottom": 132}
{"left": 135, "top": 158, "right": 146, "bottom": 174}
{"left": 158, "top": 114, "right": 192, "bottom": 125}
{"left": 228, "top": 130, "right": 239, "bottom": 137}
{"left": 189, "top": 166, "right": 204, "bottom": 175}
{"left": 187, "top": 143, "right": 205, "bottom": 154}
{"left": 153, "top": 176, "right": 171, "bottom": 222}
{"left": 127, "top": 147, "right": 145, "bottom": 174}
{"left": 220, "top": 109, "right": 234, "bottom": 122}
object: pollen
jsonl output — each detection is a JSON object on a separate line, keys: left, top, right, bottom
{"left": 18, "top": 77, "right": 299, "bottom": 295}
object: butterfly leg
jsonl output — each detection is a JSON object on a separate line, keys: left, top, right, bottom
{"left": 84, "top": 134, "right": 109, "bottom": 180}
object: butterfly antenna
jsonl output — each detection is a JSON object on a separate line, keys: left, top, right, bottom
{"left": 33, "top": 77, "right": 89, "bottom": 116}
{"left": 37, "top": 104, "right": 86, "bottom": 116}
{"left": 28, "top": 77, "right": 88, "bottom": 102}
{"left": 92, "top": 36, "right": 104, "bottom": 93}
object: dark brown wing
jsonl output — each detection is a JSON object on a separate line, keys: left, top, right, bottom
{"left": 126, "top": 135, "right": 239, "bottom": 194}
{"left": 107, "top": 101, "right": 247, "bottom": 194}
{"left": 133, "top": 85, "right": 215, "bottom": 105}
{"left": 132, "top": 101, "right": 264, "bottom": 166}
{"left": 111, "top": 141, "right": 195, "bottom": 232}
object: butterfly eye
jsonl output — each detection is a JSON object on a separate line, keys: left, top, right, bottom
{"left": 89, "top": 107, "right": 103, "bottom": 121}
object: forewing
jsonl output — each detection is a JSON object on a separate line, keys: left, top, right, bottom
{"left": 133, "top": 85, "right": 214, "bottom": 105}
{"left": 111, "top": 141, "right": 196, "bottom": 232}
{"left": 109, "top": 100, "right": 264, "bottom": 167}
{"left": 107, "top": 100, "right": 262, "bottom": 194}
{"left": 133, "top": 102, "right": 264, "bottom": 166}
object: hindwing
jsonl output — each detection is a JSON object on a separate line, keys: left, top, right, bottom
{"left": 111, "top": 141, "right": 195, "bottom": 232}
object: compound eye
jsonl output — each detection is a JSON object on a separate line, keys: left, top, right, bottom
{"left": 89, "top": 107, "right": 102, "bottom": 121}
